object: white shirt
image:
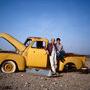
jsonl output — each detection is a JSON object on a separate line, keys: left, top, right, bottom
{"left": 56, "top": 43, "right": 63, "bottom": 52}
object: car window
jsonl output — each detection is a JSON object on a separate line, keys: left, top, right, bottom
{"left": 24, "top": 39, "right": 32, "bottom": 47}
{"left": 32, "top": 41, "right": 46, "bottom": 49}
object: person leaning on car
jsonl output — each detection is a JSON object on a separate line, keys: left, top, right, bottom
{"left": 47, "top": 38, "right": 57, "bottom": 76}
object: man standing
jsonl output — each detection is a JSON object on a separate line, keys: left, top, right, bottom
{"left": 47, "top": 38, "right": 57, "bottom": 76}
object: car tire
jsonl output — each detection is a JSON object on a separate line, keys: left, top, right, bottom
{"left": 1, "top": 61, "right": 16, "bottom": 73}
{"left": 64, "top": 63, "right": 76, "bottom": 72}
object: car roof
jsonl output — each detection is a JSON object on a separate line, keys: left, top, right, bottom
{"left": 27, "top": 37, "right": 49, "bottom": 42}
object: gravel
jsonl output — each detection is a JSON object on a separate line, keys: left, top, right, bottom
{"left": 0, "top": 58, "right": 90, "bottom": 90}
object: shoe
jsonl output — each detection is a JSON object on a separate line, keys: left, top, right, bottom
{"left": 56, "top": 72, "right": 60, "bottom": 76}
{"left": 47, "top": 70, "right": 52, "bottom": 77}
{"left": 52, "top": 72, "right": 56, "bottom": 75}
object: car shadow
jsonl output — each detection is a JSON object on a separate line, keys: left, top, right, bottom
{"left": 48, "top": 74, "right": 63, "bottom": 78}
{"left": 58, "top": 68, "right": 90, "bottom": 74}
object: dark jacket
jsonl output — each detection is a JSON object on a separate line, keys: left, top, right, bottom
{"left": 47, "top": 43, "right": 57, "bottom": 55}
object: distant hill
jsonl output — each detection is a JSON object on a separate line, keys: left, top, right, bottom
{"left": 65, "top": 53, "right": 86, "bottom": 57}
{"left": 86, "top": 55, "right": 90, "bottom": 58}
{"left": 0, "top": 48, "right": 2, "bottom": 50}
{"left": 65, "top": 53, "right": 90, "bottom": 58}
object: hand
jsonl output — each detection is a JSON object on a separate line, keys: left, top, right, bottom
{"left": 46, "top": 50, "right": 49, "bottom": 54}
{"left": 57, "top": 51, "right": 59, "bottom": 53}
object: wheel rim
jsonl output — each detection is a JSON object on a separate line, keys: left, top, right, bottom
{"left": 1, "top": 61, "right": 16, "bottom": 73}
{"left": 4, "top": 63, "right": 13, "bottom": 72}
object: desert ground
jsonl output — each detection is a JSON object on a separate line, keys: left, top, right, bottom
{"left": 0, "top": 58, "right": 90, "bottom": 90}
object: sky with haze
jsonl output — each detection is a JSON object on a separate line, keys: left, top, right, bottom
{"left": 0, "top": 0, "right": 90, "bottom": 54}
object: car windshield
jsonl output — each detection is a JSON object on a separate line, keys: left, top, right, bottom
{"left": 24, "top": 39, "right": 32, "bottom": 47}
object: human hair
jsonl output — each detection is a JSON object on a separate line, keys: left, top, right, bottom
{"left": 56, "top": 38, "right": 61, "bottom": 41}
{"left": 51, "top": 38, "right": 55, "bottom": 42}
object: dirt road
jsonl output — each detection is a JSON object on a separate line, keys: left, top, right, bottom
{"left": 0, "top": 58, "right": 90, "bottom": 90}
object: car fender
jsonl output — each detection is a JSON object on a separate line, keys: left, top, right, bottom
{"left": 59, "top": 56, "right": 85, "bottom": 71}
{"left": 0, "top": 53, "right": 26, "bottom": 71}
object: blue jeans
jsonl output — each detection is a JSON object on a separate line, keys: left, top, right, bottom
{"left": 56, "top": 50, "right": 65, "bottom": 61}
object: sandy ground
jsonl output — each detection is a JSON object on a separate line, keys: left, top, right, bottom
{"left": 0, "top": 58, "right": 90, "bottom": 90}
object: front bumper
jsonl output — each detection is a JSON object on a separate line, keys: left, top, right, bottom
{"left": 81, "top": 67, "right": 88, "bottom": 74}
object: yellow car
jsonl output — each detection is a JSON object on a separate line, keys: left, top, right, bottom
{"left": 0, "top": 33, "right": 87, "bottom": 73}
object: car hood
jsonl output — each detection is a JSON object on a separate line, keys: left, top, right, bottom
{"left": 0, "top": 33, "right": 26, "bottom": 52}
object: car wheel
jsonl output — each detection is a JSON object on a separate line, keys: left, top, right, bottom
{"left": 1, "top": 61, "right": 16, "bottom": 73}
{"left": 64, "top": 63, "right": 76, "bottom": 72}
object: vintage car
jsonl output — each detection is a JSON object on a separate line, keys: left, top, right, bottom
{"left": 0, "top": 33, "right": 87, "bottom": 73}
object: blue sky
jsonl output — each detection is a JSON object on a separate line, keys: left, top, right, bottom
{"left": 0, "top": 0, "right": 90, "bottom": 54}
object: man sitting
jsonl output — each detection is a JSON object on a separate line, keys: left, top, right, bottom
{"left": 56, "top": 38, "right": 65, "bottom": 62}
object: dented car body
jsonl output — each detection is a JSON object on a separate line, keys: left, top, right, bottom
{"left": 0, "top": 33, "right": 87, "bottom": 73}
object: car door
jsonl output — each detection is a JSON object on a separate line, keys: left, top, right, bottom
{"left": 27, "top": 41, "right": 48, "bottom": 68}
